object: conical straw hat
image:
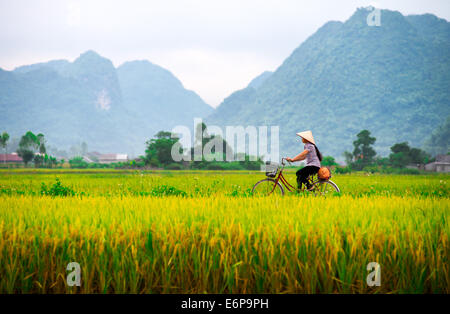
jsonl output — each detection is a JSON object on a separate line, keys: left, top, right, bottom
{"left": 296, "top": 130, "right": 316, "bottom": 145}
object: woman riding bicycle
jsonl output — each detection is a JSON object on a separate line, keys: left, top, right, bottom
{"left": 286, "top": 130, "right": 323, "bottom": 190}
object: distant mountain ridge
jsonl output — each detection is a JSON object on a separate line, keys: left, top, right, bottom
{"left": 117, "top": 60, "right": 211, "bottom": 129}
{"left": 206, "top": 9, "right": 450, "bottom": 160}
{"left": 2, "top": 9, "right": 449, "bottom": 160}
{"left": 248, "top": 71, "right": 273, "bottom": 89}
{"left": 0, "top": 51, "right": 213, "bottom": 157}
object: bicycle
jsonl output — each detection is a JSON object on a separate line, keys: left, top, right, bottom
{"left": 252, "top": 158, "right": 340, "bottom": 196}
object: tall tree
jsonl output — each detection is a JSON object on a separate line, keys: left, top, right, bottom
{"left": 145, "top": 131, "right": 181, "bottom": 166}
{"left": 195, "top": 122, "right": 208, "bottom": 148}
{"left": 17, "top": 131, "right": 46, "bottom": 167}
{"left": 0, "top": 132, "right": 10, "bottom": 164}
{"left": 389, "top": 142, "right": 430, "bottom": 168}
{"left": 191, "top": 122, "right": 233, "bottom": 162}
{"left": 351, "top": 130, "right": 377, "bottom": 170}
{"left": 389, "top": 142, "right": 411, "bottom": 168}
{"left": 36, "top": 133, "right": 46, "bottom": 155}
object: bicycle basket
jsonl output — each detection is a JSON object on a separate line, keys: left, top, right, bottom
{"left": 264, "top": 162, "right": 279, "bottom": 178}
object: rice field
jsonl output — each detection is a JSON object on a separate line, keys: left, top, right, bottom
{"left": 0, "top": 169, "right": 448, "bottom": 293}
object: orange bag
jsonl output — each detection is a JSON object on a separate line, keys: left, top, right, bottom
{"left": 318, "top": 167, "right": 331, "bottom": 180}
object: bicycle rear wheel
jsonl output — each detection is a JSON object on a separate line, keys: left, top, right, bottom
{"left": 252, "top": 178, "right": 284, "bottom": 196}
{"left": 311, "top": 180, "right": 340, "bottom": 196}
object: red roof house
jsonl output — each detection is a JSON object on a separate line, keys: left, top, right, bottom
{"left": 0, "top": 153, "right": 24, "bottom": 163}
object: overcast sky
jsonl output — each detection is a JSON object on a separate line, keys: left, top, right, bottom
{"left": 1, "top": 0, "right": 449, "bottom": 107}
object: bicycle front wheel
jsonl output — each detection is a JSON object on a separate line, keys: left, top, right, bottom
{"left": 252, "top": 178, "right": 284, "bottom": 196}
{"left": 311, "top": 180, "right": 340, "bottom": 196}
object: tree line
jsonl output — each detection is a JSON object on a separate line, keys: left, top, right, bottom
{"left": 334, "top": 129, "right": 434, "bottom": 174}
{"left": 0, "top": 127, "right": 445, "bottom": 171}
{"left": 143, "top": 122, "right": 263, "bottom": 170}
{"left": 1, "top": 131, "right": 59, "bottom": 167}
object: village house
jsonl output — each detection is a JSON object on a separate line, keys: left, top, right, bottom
{"left": 425, "top": 154, "right": 450, "bottom": 173}
{"left": 98, "top": 154, "right": 128, "bottom": 164}
{"left": 84, "top": 152, "right": 128, "bottom": 164}
{"left": 0, "top": 153, "right": 23, "bottom": 163}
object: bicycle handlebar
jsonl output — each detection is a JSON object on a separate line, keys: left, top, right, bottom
{"left": 281, "top": 158, "right": 292, "bottom": 166}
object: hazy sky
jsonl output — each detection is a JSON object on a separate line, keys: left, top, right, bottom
{"left": 1, "top": 0, "right": 449, "bottom": 107}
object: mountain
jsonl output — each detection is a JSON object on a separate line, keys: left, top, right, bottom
{"left": 247, "top": 71, "right": 273, "bottom": 89}
{"left": 117, "top": 60, "right": 213, "bottom": 146}
{"left": 207, "top": 71, "right": 272, "bottom": 125}
{"left": 0, "top": 51, "right": 213, "bottom": 157}
{"left": 1, "top": 51, "right": 127, "bottom": 153}
{"left": 206, "top": 9, "right": 450, "bottom": 160}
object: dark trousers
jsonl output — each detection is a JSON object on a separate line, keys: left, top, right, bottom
{"left": 296, "top": 166, "right": 320, "bottom": 189}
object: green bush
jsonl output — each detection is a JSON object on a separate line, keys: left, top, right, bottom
{"left": 226, "top": 185, "right": 252, "bottom": 197}
{"left": 148, "top": 157, "right": 160, "bottom": 168}
{"left": 394, "top": 168, "right": 420, "bottom": 175}
{"left": 206, "top": 163, "right": 225, "bottom": 170}
{"left": 322, "top": 156, "right": 338, "bottom": 166}
{"left": 40, "top": 178, "right": 76, "bottom": 197}
{"left": 69, "top": 156, "right": 88, "bottom": 168}
{"left": 150, "top": 185, "right": 187, "bottom": 197}
{"left": 335, "top": 166, "right": 352, "bottom": 174}
{"left": 362, "top": 165, "right": 380, "bottom": 173}
{"left": 360, "top": 166, "right": 421, "bottom": 175}
{"left": 165, "top": 163, "right": 184, "bottom": 170}
{"left": 223, "top": 162, "right": 246, "bottom": 170}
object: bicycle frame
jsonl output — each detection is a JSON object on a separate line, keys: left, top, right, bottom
{"left": 271, "top": 158, "right": 314, "bottom": 193}
{"left": 255, "top": 158, "right": 339, "bottom": 196}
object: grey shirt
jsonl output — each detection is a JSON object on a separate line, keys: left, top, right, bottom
{"left": 304, "top": 143, "right": 321, "bottom": 167}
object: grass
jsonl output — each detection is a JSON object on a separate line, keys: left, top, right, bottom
{"left": 0, "top": 169, "right": 448, "bottom": 293}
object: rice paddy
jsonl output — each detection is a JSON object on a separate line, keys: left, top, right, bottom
{"left": 0, "top": 169, "right": 448, "bottom": 293}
